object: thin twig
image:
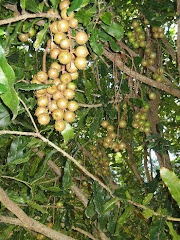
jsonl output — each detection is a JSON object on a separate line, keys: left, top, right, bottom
{"left": 72, "top": 226, "right": 98, "bottom": 240}
{"left": 0, "top": 13, "right": 60, "bottom": 26}
{"left": 19, "top": 97, "right": 39, "bottom": 133}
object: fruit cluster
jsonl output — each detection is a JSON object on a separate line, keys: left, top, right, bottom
{"left": 152, "top": 26, "right": 164, "bottom": 39}
{"left": 132, "top": 105, "right": 151, "bottom": 133}
{"left": 152, "top": 67, "right": 164, "bottom": 83}
{"left": 127, "top": 20, "right": 146, "bottom": 49}
{"left": 31, "top": 0, "right": 89, "bottom": 132}
{"left": 101, "top": 120, "right": 126, "bottom": 152}
{"left": 18, "top": 27, "right": 36, "bottom": 42}
{"left": 90, "top": 145, "right": 110, "bottom": 175}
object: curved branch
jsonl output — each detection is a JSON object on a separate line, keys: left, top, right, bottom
{"left": 0, "top": 215, "right": 74, "bottom": 240}
{"left": 72, "top": 226, "right": 98, "bottom": 240}
{"left": 103, "top": 49, "right": 180, "bottom": 98}
{"left": 0, "top": 13, "right": 60, "bottom": 26}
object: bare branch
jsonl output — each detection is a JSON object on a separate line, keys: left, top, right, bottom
{"left": 70, "top": 185, "right": 88, "bottom": 207}
{"left": 72, "top": 226, "right": 98, "bottom": 240}
{"left": 0, "top": 13, "right": 60, "bottom": 26}
{"left": 103, "top": 49, "right": 180, "bottom": 98}
{"left": 0, "top": 214, "right": 74, "bottom": 240}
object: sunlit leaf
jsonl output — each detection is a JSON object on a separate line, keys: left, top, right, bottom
{"left": 33, "top": 24, "right": 49, "bottom": 50}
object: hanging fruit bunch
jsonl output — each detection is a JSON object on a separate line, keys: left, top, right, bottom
{"left": 31, "top": 0, "right": 89, "bottom": 132}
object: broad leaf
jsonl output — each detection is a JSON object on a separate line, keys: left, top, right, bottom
{"left": 0, "top": 83, "right": 7, "bottom": 94}
{"left": 100, "top": 12, "right": 112, "bottom": 25}
{"left": 90, "top": 28, "right": 103, "bottom": 55}
{"left": 15, "top": 82, "right": 49, "bottom": 91}
{"left": 103, "top": 197, "right": 119, "bottom": 214}
{"left": 0, "top": 102, "right": 10, "bottom": 128}
{"left": 142, "top": 209, "right": 154, "bottom": 219}
{"left": 150, "top": 219, "right": 167, "bottom": 240}
{"left": 101, "top": 22, "right": 124, "bottom": 40}
{"left": 117, "top": 206, "right": 133, "bottom": 225}
{"left": 28, "top": 200, "right": 48, "bottom": 214}
{"left": 93, "top": 182, "right": 105, "bottom": 215}
{"left": 142, "top": 193, "right": 154, "bottom": 205}
{"left": 160, "top": 167, "right": 180, "bottom": 206}
{"left": 67, "top": 0, "right": 90, "bottom": 14}
{"left": 20, "top": 0, "right": 26, "bottom": 10}
{"left": 63, "top": 160, "right": 72, "bottom": 190}
{"left": 33, "top": 24, "right": 49, "bottom": 50}
{"left": 61, "top": 122, "right": 74, "bottom": 143}
{"left": 166, "top": 222, "right": 180, "bottom": 240}
{"left": 85, "top": 199, "right": 96, "bottom": 219}
{"left": 25, "top": 0, "right": 40, "bottom": 13}
{"left": 0, "top": 45, "right": 19, "bottom": 119}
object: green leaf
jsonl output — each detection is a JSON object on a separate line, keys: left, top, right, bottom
{"left": 117, "top": 206, "right": 133, "bottom": 225}
{"left": 142, "top": 193, "right": 154, "bottom": 205}
{"left": 93, "top": 182, "right": 104, "bottom": 215}
{"left": 0, "top": 226, "right": 15, "bottom": 240}
{"left": 63, "top": 160, "right": 72, "bottom": 190}
{"left": 20, "top": 0, "right": 26, "bottom": 10}
{"left": 0, "top": 83, "right": 7, "bottom": 94}
{"left": 150, "top": 219, "right": 167, "bottom": 240}
{"left": 61, "top": 122, "right": 74, "bottom": 143}
{"left": 85, "top": 199, "right": 96, "bottom": 219}
{"left": 0, "top": 45, "right": 19, "bottom": 119}
{"left": 103, "top": 197, "right": 119, "bottom": 214}
{"left": 40, "top": 186, "right": 61, "bottom": 192}
{"left": 100, "top": 12, "right": 112, "bottom": 25}
{"left": 166, "top": 222, "right": 180, "bottom": 240}
{"left": 49, "top": 0, "right": 59, "bottom": 9}
{"left": 142, "top": 209, "right": 154, "bottom": 219}
{"left": 90, "top": 29, "right": 103, "bottom": 55}
{"left": 101, "top": 22, "right": 124, "bottom": 40}
{"left": 160, "top": 167, "right": 180, "bottom": 206}
{"left": 28, "top": 200, "right": 48, "bottom": 214}
{"left": 89, "top": 108, "right": 103, "bottom": 139}
{"left": 25, "top": 0, "right": 40, "bottom": 13}
{"left": 15, "top": 82, "right": 49, "bottom": 91}
{"left": 8, "top": 156, "right": 29, "bottom": 165}
{"left": 7, "top": 137, "right": 29, "bottom": 163}
{"left": 67, "top": 0, "right": 90, "bottom": 14}
{"left": 33, "top": 24, "right": 49, "bottom": 50}
{"left": 0, "top": 102, "right": 10, "bottom": 128}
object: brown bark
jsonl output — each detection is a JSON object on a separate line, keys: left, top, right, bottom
{"left": 143, "top": 145, "right": 151, "bottom": 182}
{"left": 103, "top": 49, "right": 180, "bottom": 98}
{"left": 148, "top": 98, "right": 172, "bottom": 170}
{"left": 177, "top": 0, "right": 180, "bottom": 74}
{"left": 124, "top": 140, "right": 144, "bottom": 184}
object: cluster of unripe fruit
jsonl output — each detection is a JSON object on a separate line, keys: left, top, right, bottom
{"left": 152, "top": 26, "right": 164, "bottom": 39}
{"left": 127, "top": 20, "right": 146, "bottom": 49}
{"left": 131, "top": 105, "right": 151, "bottom": 133}
{"left": 18, "top": 27, "right": 36, "bottom": 42}
{"left": 90, "top": 145, "right": 110, "bottom": 175}
{"left": 31, "top": 0, "right": 89, "bottom": 132}
{"left": 141, "top": 43, "right": 157, "bottom": 68}
{"left": 152, "top": 67, "right": 164, "bottom": 83}
{"left": 101, "top": 120, "right": 126, "bottom": 152}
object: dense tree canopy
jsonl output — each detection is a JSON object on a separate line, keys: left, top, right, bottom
{"left": 0, "top": 0, "right": 180, "bottom": 239}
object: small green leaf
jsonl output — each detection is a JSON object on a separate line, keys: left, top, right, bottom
{"left": 93, "top": 182, "right": 105, "bottom": 215}
{"left": 90, "top": 28, "right": 103, "bottom": 55}
{"left": 150, "top": 219, "right": 167, "bottom": 240}
{"left": 142, "top": 209, "right": 154, "bottom": 219}
{"left": 49, "top": 0, "right": 59, "bottom": 8}
{"left": 33, "top": 24, "right": 49, "bottom": 50}
{"left": 0, "top": 83, "right": 7, "bottom": 94}
{"left": 101, "top": 22, "right": 124, "bottom": 40}
{"left": 117, "top": 206, "right": 133, "bottom": 225}
{"left": 142, "top": 193, "right": 154, "bottom": 205}
{"left": 63, "top": 160, "right": 72, "bottom": 190}
{"left": 166, "top": 222, "right": 180, "bottom": 240}
{"left": 28, "top": 200, "right": 48, "bottom": 214}
{"left": 8, "top": 156, "right": 29, "bottom": 165}
{"left": 100, "top": 12, "right": 112, "bottom": 25}
{"left": 85, "top": 199, "right": 96, "bottom": 219}
{"left": 0, "top": 45, "right": 19, "bottom": 119}
{"left": 67, "top": 0, "right": 89, "bottom": 14}
{"left": 160, "top": 167, "right": 180, "bottom": 206}
{"left": 0, "top": 29, "right": 4, "bottom": 36}
{"left": 61, "top": 122, "right": 74, "bottom": 143}
{"left": 0, "top": 102, "right": 10, "bottom": 128}
{"left": 26, "top": 0, "right": 40, "bottom": 13}
{"left": 20, "top": 0, "right": 26, "bottom": 10}
{"left": 15, "top": 82, "right": 49, "bottom": 91}
{"left": 103, "top": 197, "right": 119, "bottom": 214}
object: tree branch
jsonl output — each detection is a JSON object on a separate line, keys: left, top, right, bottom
{"left": 0, "top": 13, "right": 60, "bottom": 26}
{"left": 177, "top": 0, "right": 180, "bottom": 74}
{"left": 72, "top": 226, "right": 98, "bottom": 240}
{"left": 103, "top": 49, "right": 180, "bottom": 98}
{"left": 0, "top": 188, "right": 75, "bottom": 240}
